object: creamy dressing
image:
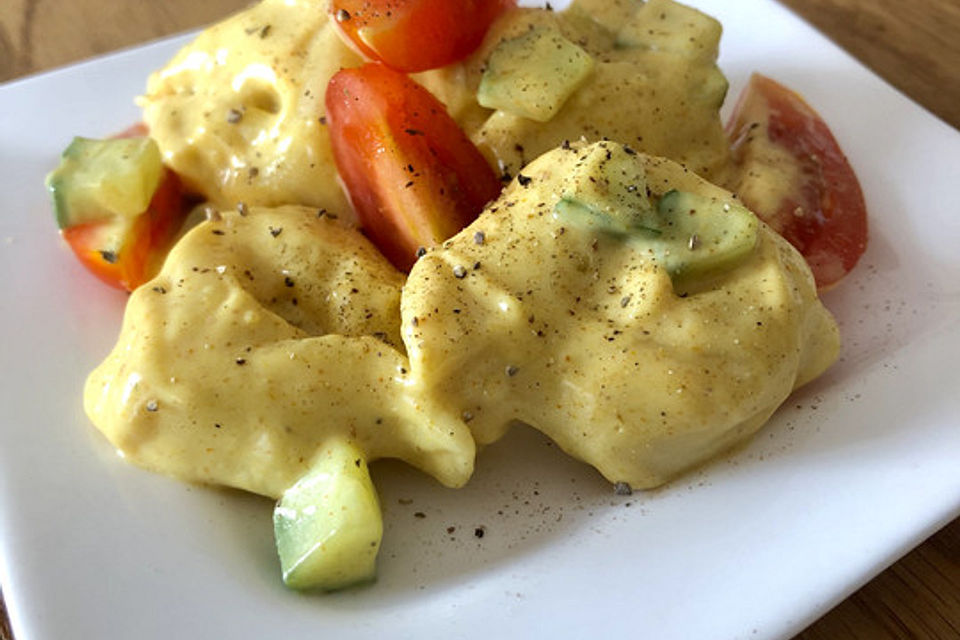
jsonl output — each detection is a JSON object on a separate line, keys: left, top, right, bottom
{"left": 90, "top": 0, "right": 842, "bottom": 499}
{"left": 143, "top": 0, "right": 730, "bottom": 216}
{"left": 140, "top": 0, "right": 362, "bottom": 218}
{"left": 85, "top": 206, "right": 474, "bottom": 497}
{"left": 417, "top": 0, "right": 731, "bottom": 181}
{"left": 402, "top": 142, "right": 838, "bottom": 488}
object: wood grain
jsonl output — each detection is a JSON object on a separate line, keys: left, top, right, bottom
{"left": 777, "top": 0, "right": 960, "bottom": 130}
{"left": 0, "top": 1, "right": 957, "bottom": 639}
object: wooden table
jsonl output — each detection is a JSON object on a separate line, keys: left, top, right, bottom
{"left": 1, "top": 1, "right": 957, "bottom": 638}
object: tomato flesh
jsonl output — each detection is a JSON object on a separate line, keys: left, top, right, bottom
{"left": 62, "top": 169, "right": 188, "bottom": 291}
{"left": 726, "top": 73, "right": 867, "bottom": 289}
{"left": 326, "top": 62, "right": 502, "bottom": 271}
{"left": 113, "top": 122, "right": 150, "bottom": 139}
{"left": 331, "top": 0, "right": 515, "bottom": 72}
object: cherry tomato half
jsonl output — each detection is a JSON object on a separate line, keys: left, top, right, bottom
{"left": 325, "top": 62, "right": 502, "bottom": 271}
{"left": 726, "top": 73, "right": 868, "bottom": 289}
{"left": 331, "top": 0, "right": 516, "bottom": 72}
{"left": 62, "top": 169, "right": 188, "bottom": 291}
{"left": 113, "top": 122, "right": 150, "bottom": 139}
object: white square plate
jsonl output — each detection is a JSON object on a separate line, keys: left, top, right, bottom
{"left": 2, "top": 1, "right": 959, "bottom": 638}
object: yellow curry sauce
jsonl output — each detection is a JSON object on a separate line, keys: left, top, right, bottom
{"left": 84, "top": 206, "right": 474, "bottom": 497}
{"left": 141, "top": 0, "right": 730, "bottom": 212}
{"left": 89, "top": 0, "right": 842, "bottom": 508}
{"left": 140, "top": 0, "right": 362, "bottom": 219}
{"left": 403, "top": 142, "right": 838, "bottom": 488}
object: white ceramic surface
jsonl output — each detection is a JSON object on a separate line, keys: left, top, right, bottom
{"left": 1, "top": 1, "right": 959, "bottom": 638}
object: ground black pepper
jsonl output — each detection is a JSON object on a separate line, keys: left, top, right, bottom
{"left": 613, "top": 482, "right": 633, "bottom": 496}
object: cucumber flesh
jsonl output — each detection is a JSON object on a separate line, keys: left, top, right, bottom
{"left": 554, "top": 143, "right": 758, "bottom": 291}
{"left": 616, "top": 0, "right": 723, "bottom": 62}
{"left": 553, "top": 143, "right": 659, "bottom": 234}
{"left": 648, "top": 189, "right": 759, "bottom": 290}
{"left": 46, "top": 136, "right": 163, "bottom": 229}
{"left": 478, "top": 25, "right": 594, "bottom": 122}
{"left": 273, "top": 439, "right": 382, "bottom": 591}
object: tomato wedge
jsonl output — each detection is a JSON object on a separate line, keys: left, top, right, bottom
{"left": 113, "top": 122, "right": 150, "bottom": 139}
{"left": 331, "top": 0, "right": 516, "bottom": 72}
{"left": 725, "top": 73, "right": 867, "bottom": 289}
{"left": 61, "top": 169, "right": 188, "bottom": 291}
{"left": 325, "top": 62, "right": 502, "bottom": 271}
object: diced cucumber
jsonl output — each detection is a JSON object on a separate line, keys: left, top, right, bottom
{"left": 273, "top": 439, "right": 382, "bottom": 591}
{"left": 46, "top": 136, "right": 163, "bottom": 230}
{"left": 553, "top": 143, "right": 758, "bottom": 291}
{"left": 616, "top": 0, "right": 722, "bottom": 62}
{"left": 553, "top": 143, "right": 659, "bottom": 235}
{"left": 695, "top": 65, "right": 730, "bottom": 111}
{"left": 477, "top": 25, "right": 594, "bottom": 122}
{"left": 649, "top": 189, "right": 759, "bottom": 290}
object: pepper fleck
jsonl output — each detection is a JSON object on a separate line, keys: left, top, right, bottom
{"left": 613, "top": 482, "right": 633, "bottom": 496}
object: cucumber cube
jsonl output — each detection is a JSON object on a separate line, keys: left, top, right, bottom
{"left": 273, "top": 440, "right": 383, "bottom": 591}
{"left": 478, "top": 26, "right": 594, "bottom": 122}
{"left": 47, "top": 136, "right": 163, "bottom": 229}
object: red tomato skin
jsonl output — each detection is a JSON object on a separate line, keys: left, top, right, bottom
{"left": 62, "top": 216, "right": 150, "bottom": 291}
{"left": 326, "top": 62, "right": 501, "bottom": 271}
{"left": 726, "top": 73, "right": 868, "bottom": 289}
{"left": 62, "top": 169, "right": 188, "bottom": 291}
{"left": 332, "top": 0, "right": 516, "bottom": 72}
{"left": 113, "top": 122, "right": 150, "bottom": 139}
